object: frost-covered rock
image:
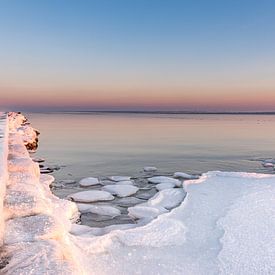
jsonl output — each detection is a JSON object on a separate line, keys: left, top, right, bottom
{"left": 108, "top": 176, "right": 131, "bottom": 182}
{"left": 102, "top": 185, "right": 139, "bottom": 197}
{"left": 68, "top": 190, "right": 114, "bottom": 202}
{"left": 79, "top": 177, "right": 100, "bottom": 187}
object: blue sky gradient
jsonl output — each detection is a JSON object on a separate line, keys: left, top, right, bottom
{"left": 0, "top": 0, "right": 275, "bottom": 111}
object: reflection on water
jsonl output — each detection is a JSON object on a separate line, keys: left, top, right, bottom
{"left": 28, "top": 113, "right": 275, "bottom": 182}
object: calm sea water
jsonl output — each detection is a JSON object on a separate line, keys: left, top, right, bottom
{"left": 27, "top": 112, "right": 275, "bottom": 185}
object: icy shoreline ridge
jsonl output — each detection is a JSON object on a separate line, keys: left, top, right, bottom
{"left": 0, "top": 112, "right": 274, "bottom": 274}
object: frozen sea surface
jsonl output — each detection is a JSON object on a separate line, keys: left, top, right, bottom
{"left": 73, "top": 171, "right": 275, "bottom": 275}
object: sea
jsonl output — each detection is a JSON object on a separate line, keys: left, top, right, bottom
{"left": 26, "top": 112, "right": 275, "bottom": 227}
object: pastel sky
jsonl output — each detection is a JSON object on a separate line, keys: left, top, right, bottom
{"left": 0, "top": 0, "right": 275, "bottom": 111}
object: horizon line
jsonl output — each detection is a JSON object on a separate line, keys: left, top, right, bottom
{"left": 24, "top": 110, "right": 275, "bottom": 115}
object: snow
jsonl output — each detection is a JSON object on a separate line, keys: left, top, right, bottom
{"left": 70, "top": 172, "right": 275, "bottom": 274}
{"left": 79, "top": 177, "right": 100, "bottom": 186}
{"left": 68, "top": 190, "right": 114, "bottom": 202}
{"left": 108, "top": 176, "right": 131, "bottom": 182}
{"left": 102, "top": 184, "right": 139, "bottom": 197}
{"left": 148, "top": 176, "right": 181, "bottom": 187}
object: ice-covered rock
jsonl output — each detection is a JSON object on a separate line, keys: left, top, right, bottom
{"left": 156, "top": 182, "right": 176, "bottom": 191}
{"left": 143, "top": 166, "right": 157, "bottom": 172}
{"left": 173, "top": 172, "right": 199, "bottom": 179}
{"left": 108, "top": 176, "right": 131, "bottom": 182}
{"left": 148, "top": 176, "right": 181, "bottom": 187}
{"left": 68, "top": 190, "right": 114, "bottom": 202}
{"left": 79, "top": 177, "right": 100, "bottom": 187}
{"left": 102, "top": 185, "right": 139, "bottom": 197}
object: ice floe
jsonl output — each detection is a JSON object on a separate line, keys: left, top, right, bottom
{"left": 68, "top": 190, "right": 114, "bottom": 202}
{"left": 102, "top": 184, "right": 139, "bottom": 197}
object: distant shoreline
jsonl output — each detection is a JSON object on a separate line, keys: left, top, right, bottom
{"left": 26, "top": 110, "right": 275, "bottom": 115}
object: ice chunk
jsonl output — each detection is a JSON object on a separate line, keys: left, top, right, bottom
{"left": 68, "top": 190, "right": 114, "bottom": 202}
{"left": 102, "top": 185, "right": 139, "bottom": 197}
{"left": 79, "top": 177, "right": 100, "bottom": 187}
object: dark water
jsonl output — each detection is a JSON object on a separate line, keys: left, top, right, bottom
{"left": 28, "top": 112, "right": 275, "bottom": 186}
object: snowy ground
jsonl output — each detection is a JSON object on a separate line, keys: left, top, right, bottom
{"left": 1, "top": 113, "right": 275, "bottom": 274}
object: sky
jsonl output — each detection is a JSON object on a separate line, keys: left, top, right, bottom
{"left": 0, "top": 0, "right": 275, "bottom": 112}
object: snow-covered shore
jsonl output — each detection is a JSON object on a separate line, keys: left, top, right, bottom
{"left": 0, "top": 113, "right": 274, "bottom": 274}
